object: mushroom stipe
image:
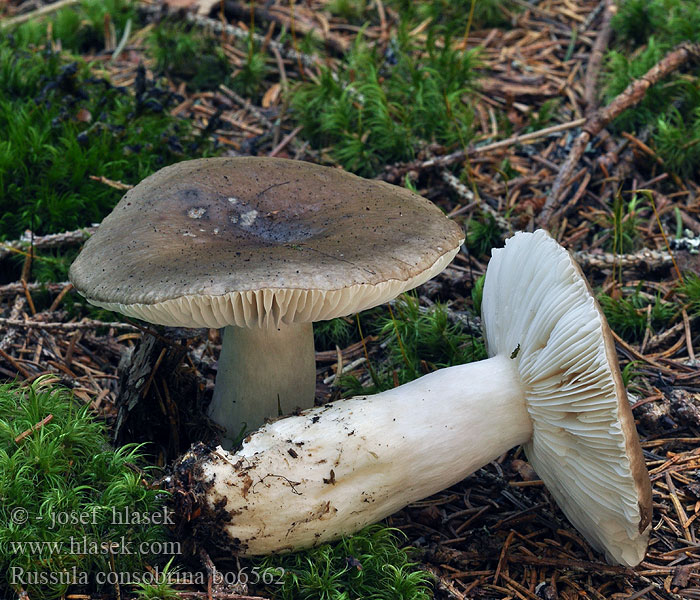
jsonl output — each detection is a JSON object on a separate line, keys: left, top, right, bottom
{"left": 168, "top": 230, "right": 653, "bottom": 567}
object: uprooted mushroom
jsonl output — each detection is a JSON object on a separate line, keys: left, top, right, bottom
{"left": 169, "top": 230, "right": 653, "bottom": 567}
{"left": 69, "top": 157, "right": 464, "bottom": 435}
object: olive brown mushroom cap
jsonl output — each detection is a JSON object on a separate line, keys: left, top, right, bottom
{"left": 69, "top": 157, "right": 464, "bottom": 328}
{"left": 482, "top": 229, "right": 652, "bottom": 566}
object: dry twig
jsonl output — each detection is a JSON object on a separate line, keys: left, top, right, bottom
{"left": 540, "top": 43, "right": 700, "bottom": 227}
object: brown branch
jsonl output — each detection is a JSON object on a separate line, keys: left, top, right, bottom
{"left": 539, "top": 42, "right": 700, "bottom": 228}
{"left": 223, "top": 1, "right": 349, "bottom": 54}
{"left": 0, "top": 281, "right": 71, "bottom": 299}
{"left": 378, "top": 118, "right": 587, "bottom": 183}
{"left": 574, "top": 248, "right": 675, "bottom": 271}
{"left": 507, "top": 554, "right": 633, "bottom": 576}
{"left": 583, "top": 0, "right": 616, "bottom": 111}
{"left": 1, "top": 0, "right": 79, "bottom": 27}
{"left": 0, "top": 227, "right": 96, "bottom": 261}
{"left": 186, "top": 12, "right": 319, "bottom": 68}
{"left": 15, "top": 414, "right": 53, "bottom": 443}
{"left": 0, "top": 317, "right": 140, "bottom": 332}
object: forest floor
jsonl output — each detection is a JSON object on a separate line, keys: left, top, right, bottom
{"left": 1, "top": 0, "right": 700, "bottom": 598}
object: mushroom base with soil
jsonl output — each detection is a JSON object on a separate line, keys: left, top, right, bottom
{"left": 171, "top": 355, "right": 531, "bottom": 555}
{"left": 208, "top": 322, "right": 316, "bottom": 435}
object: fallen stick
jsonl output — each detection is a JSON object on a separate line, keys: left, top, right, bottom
{"left": 223, "top": 1, "right": 350, "bottom": 54}
{"left": 186, "top": 12, "right": 319, "bottom": 68}
{"left": 0, "top": 317, "right": 140, "bottom": 332}
{"left": 539, "top": 42, "right": 700, "bottom": 227}
{"left": 0, "top": 281, "right": 71, "bottom": 299}
{"left": 583, "top": 0, "right": 616, "bottom": 110}
{"left": 0, "top": 296, "right": 26, "bottom": 352}
{"left": 0, "top": 227, "right": 97, "bottom": 261}
{"left": 1, "top": 0, "right": 79, "bottom": 27}
{"left": 379, "top": 118, "right": 587, "bottom": 183}
{"left": 574, "top": 248, "right": 674, "bottom": 271}
{"left": 15, "top": 414, "right": 53, "bottom": 443}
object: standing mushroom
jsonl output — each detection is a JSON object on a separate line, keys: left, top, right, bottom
{"left": 69, "top": 157, "right": 464, "bottom": 434}
{"left": 169, "top": 230, "right": 652, "bottom": 567}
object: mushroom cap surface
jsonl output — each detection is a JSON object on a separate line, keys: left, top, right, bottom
{"left": 482, "top": 230, "right": 652, "bottom": 567}
{"left": 69, "top": 157, "right": 464, "bottom": 328}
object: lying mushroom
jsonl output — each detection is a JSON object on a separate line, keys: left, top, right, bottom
{"left": 169, "top": 230, "right": 652, "bottom": 567}
{"left": 69, "top": 157, "right": 463, "bottom": 433}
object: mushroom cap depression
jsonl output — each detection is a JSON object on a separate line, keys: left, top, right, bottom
{"left": 69, "top": 157, "right": 464, "bottom": 328}
{"left": 482, "top": 230, "right": 652, "bottom": 567}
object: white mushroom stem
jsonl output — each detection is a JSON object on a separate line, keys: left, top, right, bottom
{"left": 196, "top": 354, "right": 531, "bottom": 555}
{"left": 208, "top": 322, "right": 316, "bottom": 435}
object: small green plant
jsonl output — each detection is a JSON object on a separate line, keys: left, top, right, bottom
{"left": 678, "top": 272, "right": 700, "bottom": 316}
{"left": 466, "top": 212, "right": 502, "bottom": 257}
{"left": 471, "top": 273, "right": 486, "bottom": 315}
{"left": 526, "top": 98, "right": 562, "bottom": 131}
{"left": 150, "top": 23, "right": 230, "bottom": 91}
{"left": 388, "top": 0, "right": 517, "bottom": 35}
{"left": 621, "top": 360, "right": 643, "bottom": 389}
{"left": 605, "top": 0, "right": 700, "bottom": 176}
{"left": 382, "top": 294, "right": 485, "bottom": 375}
{"left": 9, "top": 0, "right": 135, "bottom": 55}
{"left": 611, "top": 192, "right": 643, "bottom": 255}
{"left": 327, "top": 0, "right": 369, "bottom": 23}
{"left": 289, "top": 29, "right": 478, "bottom": 175}
{"left": 314, "top": 317, "right": 356, "bottom": 352}
{"left": 132, "top": 557, "right": 180, "bottom": 600}
{"left": 340, "top": 295, "right": 485, "bottom": 394}
{"left": 653, "top": 105, "right": 700, "bottom": 178}
{"left": 610, "top": 0, "right": 666, "bottom": 45}
{"left": 258, "top": 525, "right": 433, "bottom": 600}
{"left": 598, "top": 286, "right": 677, "bottom": 343}
{"left": 232, "top": 38, "right": 271, "bottom": 99}
{"left": 0, "top": 33, "right": 216, "bottom": 240}
{"left": 0, "top": 379, "right": 168, "bottom": 599}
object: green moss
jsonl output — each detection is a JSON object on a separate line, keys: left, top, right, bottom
{"left": 150, "top": 23, "right": 231, "bottom": 91}
{"left": 289, "top": 29, "right": 478, "bottom": 175}
{"left": 589, "top": 192, "right": 644, "bottom": 255}
{"left": 327, "top": 0, "right": 370, "bottom": 23}
{"left": 388, "top": 0, "right": 518, "bottom": 34}
{"left": 314, "top": 317, "right": 356, "bottom": 352}
{"left": 678, "top": 272, "right": 700, "bottom": 317}
{"left": 471, "top": 273, "right": 485, "bottom": 316}
{"left": 0, "top": 379, "right": 168, "bottom": 599}
{"left": 598, "top": 286, "right": 677, "bottom": 343}
{"left": 605, "top": 0, "right": 700, "bottom": 176}
{"left": 9, "top": 0, "right": 135, "bottom": 55}
{"left": 466, "top": 212, "right": 502, "bottom": 258}
{"left": 232, "top": 39, "right": 272, "bottom": 100}
{"left": 0, "top": 36, "right": 216, "bottom": 240}
{"left": 258, "top": 525, "right": 433, "bottom": 600}
{"left": 339, "top": 295, "right": 485, "bottom": 394}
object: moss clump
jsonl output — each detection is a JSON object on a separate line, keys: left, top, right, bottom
{"left": 389, "top": 0, "right": 518, "bottom": 34}
{"left": 605, "top": 0, "right": 700, "bottom": 177}
{"left": 0, "top": 26, "right": 216, "bottom": 240}
{"left": 0, "top": 379, "right": 168, "bottom": 599}
{"left": 339, "top": 295, "right": 485, "bottom": 395}
{"left": 258, "top": 525, "right": 433, "bottom": 600}
{"left": 679, "top": 272, "right": 700, "bottom": 317}
{"left": 9, "top": 0, "right": 135, "bottom": 55}
{"left": 150, "top": 23, "right": 231, "bottom": 91}
{"left": 598, "top": 287, "right": 677, "bottom": 344}
{"left": 290, "top": 29, "right": 478, "bottom": 175}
